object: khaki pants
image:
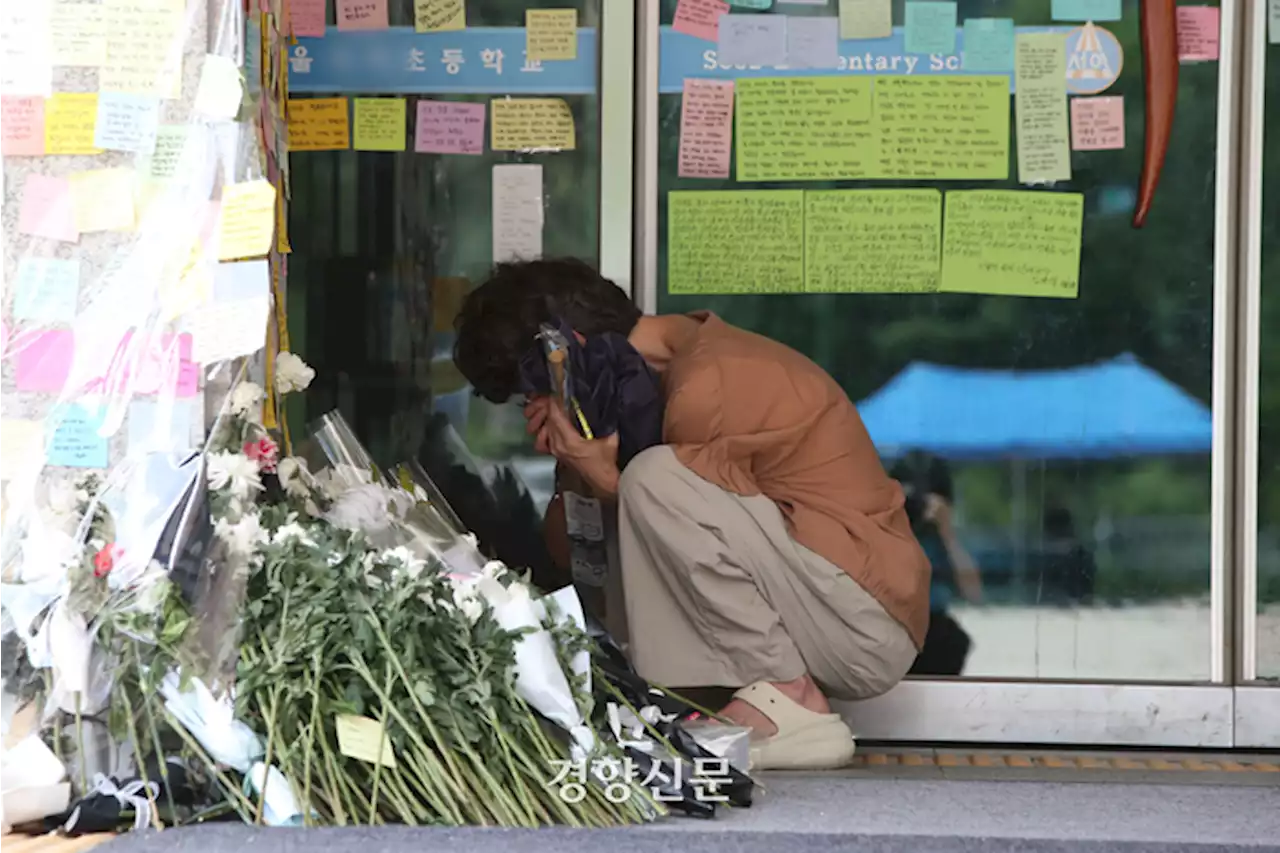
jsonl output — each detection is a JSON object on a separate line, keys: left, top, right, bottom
{"left": 617, "top": 446, "right": 917, "bottom": 701}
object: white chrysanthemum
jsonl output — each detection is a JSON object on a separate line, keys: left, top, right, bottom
{"left": 275, "top": 351, "right": 316, "bottom": 395}
{"left": 276, "top": 457, "right": 312, "bottom": 499}
{"left": 228, "top": 381, "right": 265, "bottom": 416}
{"left": 207, "top": 451, "right": 264, "bottom": 501}
{"left": 325, "top": 484, "right": 398, "bottom": 533}
{"left": 270, "top": 521, "right": 315, "bottom": 548}
{"left": 214, "top": 511, "right": 263, "bottom": 555}
{"left": 381, "top": 546, "right": 427, "bottom": 580}
{"left": 451, "top": 583, "right": 485, "bottom": 624}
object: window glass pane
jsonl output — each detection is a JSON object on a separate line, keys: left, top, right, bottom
{"left": 656, "top": 0, "right": 1219, "bottom": 680}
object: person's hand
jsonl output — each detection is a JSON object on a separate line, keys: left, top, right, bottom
{"left": 524, "top": 396, "right": 620, "bottom": 497}
{"left": 924, "top": 493, "right": 954, "bottom": 538}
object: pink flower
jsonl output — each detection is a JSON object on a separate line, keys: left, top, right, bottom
{"left": 94, "top": 544, "right": 122, "bottom": 578}
{"left": 243, "top": 437, "right": 280, "bottom": 473}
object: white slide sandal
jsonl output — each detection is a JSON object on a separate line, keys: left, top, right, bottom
{"left": 733, "top": 681, "right": 856, "bottom": 771}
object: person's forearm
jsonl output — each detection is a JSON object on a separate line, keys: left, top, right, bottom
{"left": 942, "top": 533, "right": 983, "bottom": 603}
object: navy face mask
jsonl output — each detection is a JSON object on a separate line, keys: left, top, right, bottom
{"left": 517, "top": 317, "right": 664, "bottom": 469}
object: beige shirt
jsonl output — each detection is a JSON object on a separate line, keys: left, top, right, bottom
{"left": 662, "top": 313, "right": 931, "bottom": 648}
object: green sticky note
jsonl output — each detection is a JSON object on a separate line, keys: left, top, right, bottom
{"left": 805, "top": 189, "right": 942, "bottom": 293}
{"left": 963, "top": 18, "right": 1015, "bottom": 72}
{"left": 904, "top": 1, "right": 957, "bottom": 55}
{"left": 940, "top": 190, "right": 1083, "bottom": 299}
{"left": 874, "top": 76, "right": 1010, "bottom": 179}
{"left": 1014, "top": 33, "right": 1071, "bottom": 183}
{"left": 736, "top": 77, "right": 874, "bottom": 182}
{"left": 668, "top": 190, "right": 804, "bottom": 294}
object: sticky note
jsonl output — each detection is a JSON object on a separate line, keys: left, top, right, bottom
{"left": 288, "top": 97, "right": 350, "bottom": 151}
{"left": 1176, "top": 6, "right": 1219, "bottom": 61}
{"left": 730, "top": 0, "right": 773, "bottom": 7}
{"left": 736, "top": 77, "right": 874, "bottom": 181}
{"left": 18, "top": 175, "right": 79, "bottom": 242}
{"left": 1015, "top": 33, "right": 1072, "bottom": 184}
{"left": 101, "top": 0, "right": 184, "bottom": 99}
{"left": 51, "top": 0, "right": 107, "bottom": 66}
{"left": 1271, "top": 0, "right": 1280, "bottom": 44}
{"left": 1, "top": 1, "right": 53, "bottom": 96}
{"left": 414, "top": 0, "right": 464, "bottom": 32}
{"left": 94, "top": 93, "right": 160, "bottom": 153}
{"left": 1070, "top": 95, "right": 1124, "bottom": 150}
{"left": 353, "top": 98, "right": 406, "bottom": 151}
{"left": 490, "top": 98, "right": 575, "bottom": 150}
{"left": 13, "top": 258, "right": 80, "bottom": 323}
{"left": 805, "top": 190, "right": 941, "bottom": 293}
{"left": 217, "top": 179, "right": 277, "bottom": 260}
{"left": 678, "top": 79, "right": 734, "bottom": 179}
{"left": 940, "top": 190, "right": 1083, "bottom": 298}
{"left": 492, "top": 163, "right": 544, "bottom": 263}
{"left": 70, "top": 168, "right": 136, "bottom": 232}
{"left": 2, "top": 97, "right": 45, "bottom": 156}
{"left": 786, "top": 16, "right": 840, "bottom": 69}
{"left": 674, "top": 0, "right": 730, "bottom": 42}
{"left": 414, "top": 100, "right": 485, "bottom": 155}
{"left": 904, "top": 2, "right": 956, "bottom": 55}
{"left": 49, "top": 406, "right": 110, "bottom": 469}
{"left": 15, "top": 329, "right": 74, "bottom": 392}
{"left": 337, "top": 0, "right": 387, "bottom": 31}
{"left": 144, "top": 126, "right": 189, "bottom": 177}
{"left": 45, "top": 93, "right": 102, "bottom": 155}
{"left": 1050, "top": 0, "right": 1121, "bottom": 22}
{"left": 190, "top": 297, "right": 270, "bottom": 363}
{"left": 718, "top": 14, "right": 788, "bottom": 67}
{"left": 839, "top": 0, "right": 891, "bottom": 40}
{"left": 128, "top": 400, "right": 195, "bottom": 454}
{"left": 79, "top": 331, "right": 199, "bottom": 398}
{"left": 875, "top": 76, "right": 1010, "bottom": 179}
{"left": 963, "top": 18, "right": 1014, "bottom": 72}
{"left": 668, "top": 190, "right": 804, "bottom": 294}
{"left": 291, "top": 0, "right": 327, "bottom": 37}
{"left": 194, "top": 54, "right": 244, "bottom": 118}
{"left": 526, "top": 9, "right": 577, "bottom": 61}
{"left": 1, "top": 421, "right": 45, "bottom": 479}
{"left": 335, "top": 715, "right": 396, "bottom": 769}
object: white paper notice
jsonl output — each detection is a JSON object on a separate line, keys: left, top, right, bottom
{"left": 492, "top": 164, "right": 544, "bottom": 263}
{"left": 190, "top": 259, "right": 271, "bottom": 363}
{"left": 1, "top": 0, "right": 54, "bottom": 96}
{"left": 718, "top": 14, "right": 788, "bottom": 68}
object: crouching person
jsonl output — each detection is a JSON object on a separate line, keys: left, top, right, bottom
{"left": 452, "top": 259, "right": 930, "bottom": 770}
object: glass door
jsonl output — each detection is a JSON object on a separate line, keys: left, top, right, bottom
{"left": 635, "top": 0, "right": 1241, "bottom": 745}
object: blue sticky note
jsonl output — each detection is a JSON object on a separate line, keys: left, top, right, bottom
{"left": 962, "top": 17, "right": 1015, "bottom": 71}
{"left": 94, "top": 93, "right": 161, "bottom": 154}
{"left": 1051, "top": 0, "right": 1122, "bottom": 22}
{"left": 718, "top": 14, "right": 789, "bottom": 67}
{"left": 213, "top": 259, "right": 270, "bottom": 302}
{"left": 786, "top": 16, "right": 841, "bottom": 68}
{"left": 128, "top": 400, "right": 195, "bottom": 454}
{"left": 904, "top": 2, "right": 957, "bottom": 55}
{"left": 49, "top": 405, "right": 110, "bottom": 468}
{"left": 13, "top": 258, "right": 80, "bottom": 323}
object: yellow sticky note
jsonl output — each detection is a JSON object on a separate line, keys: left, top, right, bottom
{"left": 940, "top": 190, "right": 1083, "bottom": 298}
{"left": 526, "top": 9, "right": 577, "bottom": 61}
{"left": 805, "top": 190, "right": 942, "bottom": 293}
{"left": 101, "top": 0, "right": 184, "bottom": 98}
{"left": 70, "top": 168, "right": 136, "bottom": 232}
{"left": 160, "top": 239, "right": 213, "bottom": 319}
{"left": 1, "top": 420, "right": 45, "bottom": 479}
{"left": 334, "top": 714, "right": 396, "bottom": 769}
{"left": 1015, "top": 33, "right": 1071, "bottom": 184}
{"left": 490, "top": 98, "right": 575, "bottom": 151}
{"left": 873, "top": 77, "right": 1009, "bottom": 180}
{"left": 414, "top": 0, "right": 465, "bottom": 32}
{"left": 735, "top": 78, "right": 874, "bottom": 181}
{"left": 287, "top": 98, "right": 350, "bottom": 151}
{"left": 217, "top": 179, "right": 277, "bottom": 260}
{"left": 667, "top": 190, "right": 805, "bottom": 295}
{"left": 353, "top": 98, "right": 407, "bottom": 151}
{"left": 52, "top": 0, "right": 108, "bottom": 66}
{"left": 45, "top": 93, "right": 103, "bottom": 155}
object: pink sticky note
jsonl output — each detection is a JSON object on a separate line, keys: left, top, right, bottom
{"left": 1176, "top": 6, "right": 1219, "bottom": 61}
{"left": 1070, "top": 95, "right": 1125, "bottom": 151}
{"left": 2, "top": 97, "right": 45, "bottom": 156}
{"left": 678, "top": 79, "right": 734, "bottom": 179}
{"left": 86, "top": 331, "right": 199, "bottom": 398}
{"left": 18, "top": 175, "right": 79, "bottom": 243}
{"left": 16, "top": 329, "right": 75, "bottom": 392}
{"left": 337, "top": 0, "right": 387, "bottom": 30}
{"left": 291, "top": 0, "right": 327, "bottom": 37}
{"left": 674, "top": 0, "right": 730, "bottom": 42}
{"left": 414, "top": 100, "right": 486, "bottom": 155}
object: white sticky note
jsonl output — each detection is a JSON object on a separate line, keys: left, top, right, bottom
{"left": 492, "top": 164, "right": 544, "bottom": 264}
{"left": 1, "top": 0, "right": 53, "bottom": 96}
{"left": 786, "top": 15, "right": 840, "bottom": 69}
{"left": 94, "top": 92, "right": 161, "bottom": 153}
{"left": 13, "top": 258, "right": 80, "bottom": 323}
{"left": 718, "top": 14, "right": 788, "bottom": 68}
{"left": 194, "top": 55, "right": 245, "bottom": 119}
{"left": 127, "top": 399, "right": 195, "bottom": 454}
{"left": 189, "top": 260, "right": 271, "bottom": 363}
{"left": 51, "top": 0, "right": 106, "bottom": 66}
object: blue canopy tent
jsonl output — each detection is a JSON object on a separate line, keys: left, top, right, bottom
{"left": 856, "top": 353, "right": 1212, "bottom": 461}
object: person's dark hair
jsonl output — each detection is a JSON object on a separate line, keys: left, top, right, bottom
{"left": 452, "top": 258, "right": 642, "bottom": 403}
{"left": 889, "top": 450, "right": 954, "bottom": 526}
